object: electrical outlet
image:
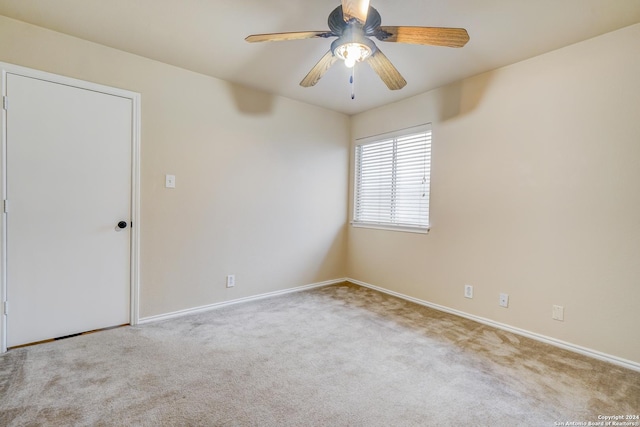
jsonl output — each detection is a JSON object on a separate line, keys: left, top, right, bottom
{"left": 226, "top": 274, "right": 235, "bottom": 288}
{"left": 464, "top": 284, "right": 473, "bottom": 299}
{"left": 552, "top": 305, "right": 564, "bottom": 321}
{"left": 165, "top": 174, "right": 176, "bottom": 188}
{"left": 499, "top": 293, "right": 509, "bottom": 308}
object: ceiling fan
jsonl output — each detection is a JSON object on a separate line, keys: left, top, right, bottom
{"left": 245, "top": 0, "right": 469, "bottom": 92}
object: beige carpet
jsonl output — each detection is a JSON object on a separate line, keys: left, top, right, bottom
{"left": 1, "top": 282, "right": 639, "bottom": 426}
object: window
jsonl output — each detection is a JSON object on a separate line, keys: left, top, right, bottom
{"left": 353, "top": 124, "right": 431, "bottom": 233}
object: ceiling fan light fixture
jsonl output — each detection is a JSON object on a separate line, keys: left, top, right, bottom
{"left": 335, "top": 42, "right": 372, "bottom": 68}
{"left": 331, "top": 27, "right": 376, "bottom": 68}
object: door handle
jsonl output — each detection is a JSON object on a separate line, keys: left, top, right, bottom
{"left": 115, "top": 221, "right": 128, "bottom": 232}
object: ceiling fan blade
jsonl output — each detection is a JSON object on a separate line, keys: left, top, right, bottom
{"left": 341, "top": 0, "right": 370, "bottom": 24}
{"left": 376, "top": 26, "right": 470, "bottom": 48}
{"left": 366, "top": 49, "right": 407, "bottom": 90}
{"left": 245, "top": 31, "right": 334, "bottom": 43}
{"left": 300, "top": 50, "right": 338, "bottom": 87}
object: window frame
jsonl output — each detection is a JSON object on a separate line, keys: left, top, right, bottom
{"left": 351, "top": 124, "right": 432, "bottom": 234}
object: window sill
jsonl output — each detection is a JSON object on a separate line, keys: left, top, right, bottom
{"left": 351, "top": 222, "right": 430, "bottom": 234}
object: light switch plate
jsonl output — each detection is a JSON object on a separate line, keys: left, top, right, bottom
{"left": 165, "top": 174, "right": 176, "bottom": 188}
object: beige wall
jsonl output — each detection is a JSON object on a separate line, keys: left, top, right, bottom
{"left": 349, "top": 24, "right": 640, "bottom": 363}
{"left": 0, "top": 16, "right": 349, "bottom": 318}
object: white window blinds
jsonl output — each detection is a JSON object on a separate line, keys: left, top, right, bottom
{"left": 353, "top": 125, "right": 431, "bottom": 232}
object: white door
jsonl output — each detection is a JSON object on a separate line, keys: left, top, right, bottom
{"left": 5, "top": 73, "right": 132, "bottom": 348}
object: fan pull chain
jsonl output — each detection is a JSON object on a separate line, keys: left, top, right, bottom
{"left": 350, "top": 66, "right": 355, "bottom": 100}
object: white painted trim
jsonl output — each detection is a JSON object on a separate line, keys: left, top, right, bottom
{"left": 0, "top": 62, "right": 141, "bottom": 352}
{"left": 347, "top": 278, "right": 640, "bottom": 373}
{"left": 138, "top": 278, "right": 347, "bottom": 324}
{"left": 129, "top": 91, "right": 141, "bottom": 327}
{"left": 0, "top": 69, "right": 7, "bottom": 353}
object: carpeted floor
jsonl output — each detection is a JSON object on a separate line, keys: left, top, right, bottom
{"left": 1, "top": 282, "right": 639, "bottom": 426}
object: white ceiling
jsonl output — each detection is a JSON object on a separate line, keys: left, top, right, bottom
{"left": 1, "top": 0, "right": 639, "bottom": 115}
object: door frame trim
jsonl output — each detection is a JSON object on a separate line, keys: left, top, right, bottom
{"left": 0, "top": 62, "right": 141, "bottom": 353}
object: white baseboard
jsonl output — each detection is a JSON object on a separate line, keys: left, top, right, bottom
{"left": 347, "top": 278, "right": 640, "bottom": 373}
{"left": 138, "top": 278, "right": 346, "bottom": 325}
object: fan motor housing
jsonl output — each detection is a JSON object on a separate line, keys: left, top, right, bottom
{"left": 328, "top": 5, "right": 382, "bottom": 35}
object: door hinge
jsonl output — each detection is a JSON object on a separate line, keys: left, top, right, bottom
{"left": 3, "top": 199, "right": 7, "bottom": 213}
{"left": 2, "top": 96, "right": 7, "bottom": 110}
{"left": 2, "top": 301, "right": 7, "bottom": 315}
